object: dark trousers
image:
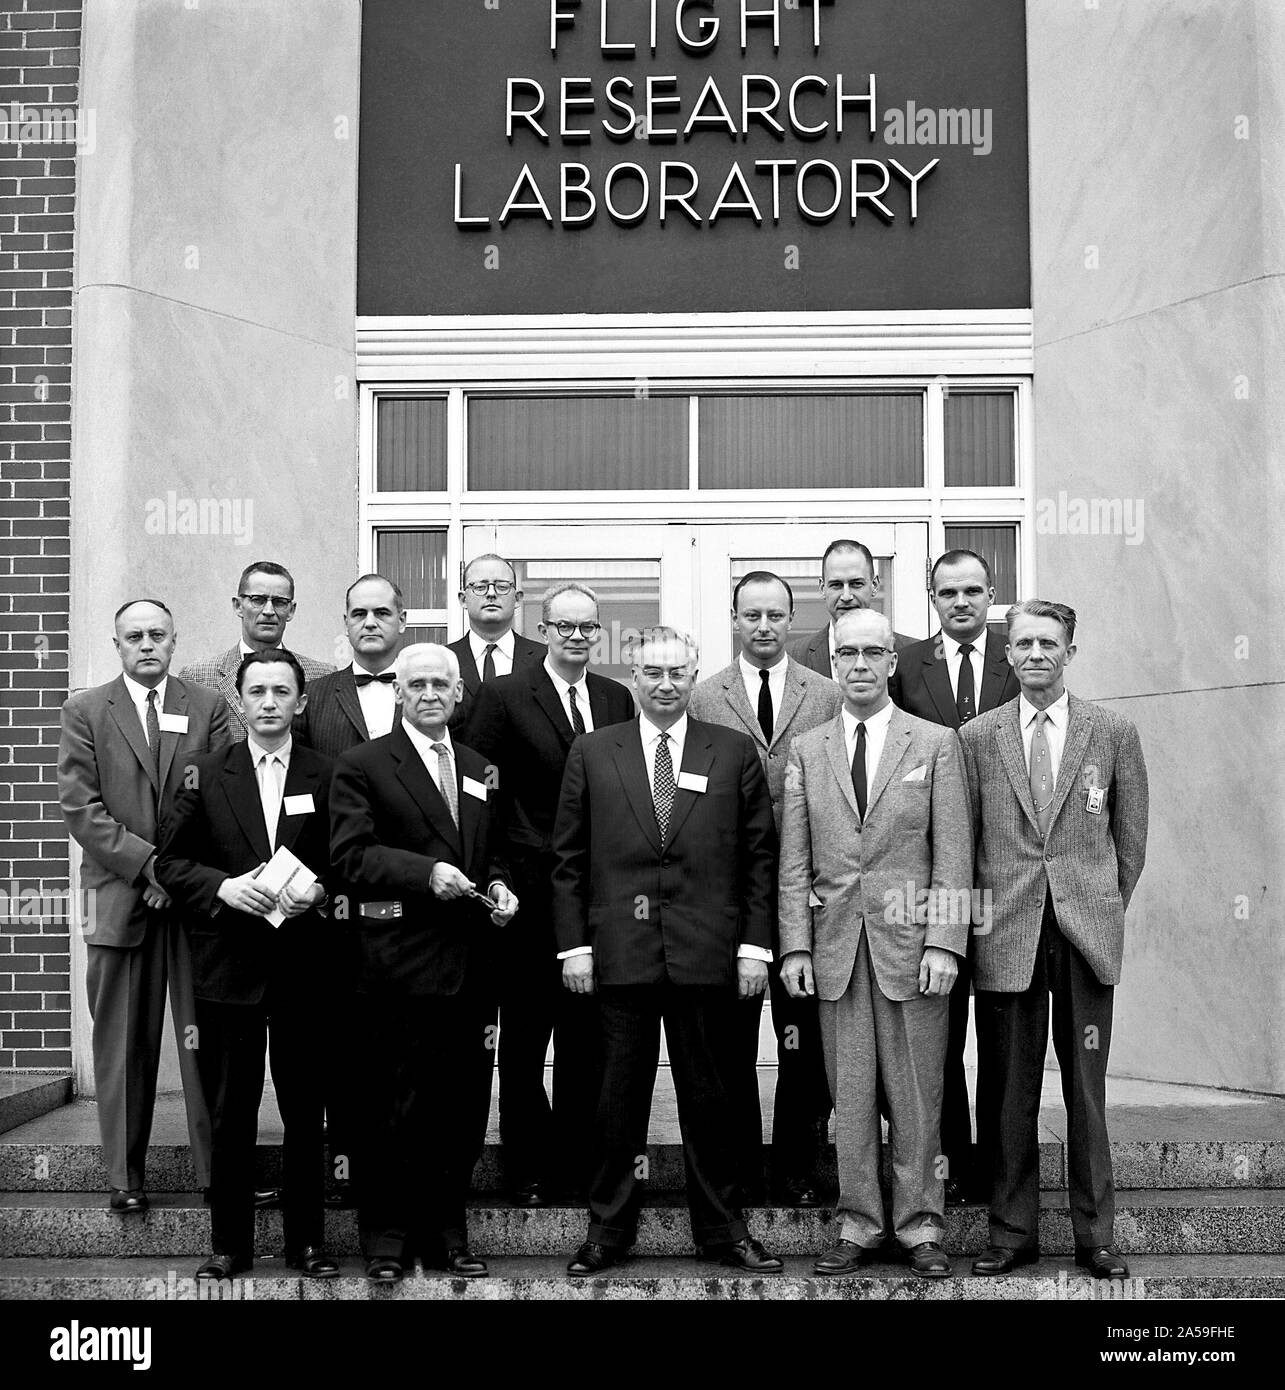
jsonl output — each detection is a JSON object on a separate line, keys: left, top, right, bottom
{"left": 320, "top": 925, "right": 361, "bottom": 1188}
{"left": 940, "top": 948, "right": 981, "bottom": 1190}
{"left": 588, "top": 982, "right": 748, "bottom": 1249}
{"left": 975, "top": 898, "right": 1116, "bottom": 1250}
{"left": 195, "top": 990, "right": 325, "bottom": 1262}
{"left": 356, "top": 990, "right": 486, "bottom": 1262}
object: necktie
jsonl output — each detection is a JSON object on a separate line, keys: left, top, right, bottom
{"left": 432, "top": 741, "right": 459, "bottom": 829}
{"left": 353, "top": 671, "right": 395, "bottom": 687}
{"left": 851, "top": 721, "right": 867, "bottom": 822}
{"left": 482, "top": 643, "right": 497, "bottom": 683}
{"left": 259, "top": 753, "right": 284, "bottom": 847}
{"left": 1029, "top": 711, "right": 1053, "bottom": 836}
{"left": 653, "top": 732, "right": 675, "bottom": 839}
{"left": 567, "top": 684, "right": 585, "bottom": 736}
{"left": 955, "top": 643, "right": 977, "bottom": 724}
{"left": 757, "top": 668, "right": 774, "bottom": 744}
{"left": 145, "top": 689, "right": 162, "bottom": 786}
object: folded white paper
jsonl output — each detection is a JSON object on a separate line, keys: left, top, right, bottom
{"left": 254, "top": 845, "right": 318, "bottom": 929}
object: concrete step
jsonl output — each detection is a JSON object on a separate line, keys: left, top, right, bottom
{"left": 2, "top": 1190, "right": 1282, "bottom": 1259}
{"left": 0, "top": 1074, "right": 72, "bottom": 1137}
{"left": 1, "top": 1253, "right": 1281, "bottom": 1301}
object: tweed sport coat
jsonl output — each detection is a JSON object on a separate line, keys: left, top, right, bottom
{"left": 179, "top": 644, "right": 336, "bottom": 741}
{"left": 958, "top": 693, "right": 1149, "bottom": 992}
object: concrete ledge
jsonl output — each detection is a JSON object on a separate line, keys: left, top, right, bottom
{"left": 0, "top": 1075, "right": 73, "bottom": 1137}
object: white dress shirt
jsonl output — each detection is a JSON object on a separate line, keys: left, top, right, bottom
{"left": 352, "top": 661, "right": 397, "bottom": 739}
{"left": 1019, "top": 690, "right": 1070, "bottom": 786}
{"left": 738, "top": 652, "right": 787, "bottom": 736}
{"left": 121, "top": 672, "right": 168, "bottom": 746}
{"left": 246, "top": 733, "right": 290, "bottom": 848}
{"left": 841, "top": 699, "right": 896, "bottom": 806}
{"left": 941, "top": 629, "right": 987, "bottom": 703}
{"left": 470, "top": 628, "right": 516, "bottom": 680}
{"left": 544, "top": 658, "right": 594, "bottom": 733}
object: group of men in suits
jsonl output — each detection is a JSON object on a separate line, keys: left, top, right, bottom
{"left": 57, "top": 538, "right": 1147, "bottom": 1284}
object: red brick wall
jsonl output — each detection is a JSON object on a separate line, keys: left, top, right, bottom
{"left": 0, "top": 0, "right": 81, "bottom": 1070}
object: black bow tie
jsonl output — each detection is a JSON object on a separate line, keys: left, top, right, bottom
{"left": 354, "top": 671, "right": 396, "bottom": 687}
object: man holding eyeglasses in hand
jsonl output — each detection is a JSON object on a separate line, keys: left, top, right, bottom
{"left": 181, "top": 560, "right": 335, "bottom": 742}
{"left": 465, "top": 582, "right": 634, "bottom": 1207}
{"left": 448, "top": 554, "right": 546, "bottom": 732}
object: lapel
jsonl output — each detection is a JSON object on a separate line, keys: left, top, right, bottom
{"left": 221, "top": 741, "right": 273, "bottom": 863}
{"left": 158, "top": 678, "right": 189, "bottom": 790}
{"left": 920, "top": 638, "right": 958, "bottom": 727}
{"left": 979, "top": 632, "right": 1013, "bottom": 714}
{"left": 105, "top": 676, "right": 158, "bottom": 792}
{"left": 390, "top": 721, "right": 463, "bottom": 858}
{"left": 531, "top": 667, "right": 575, "bottom": 748}
{"left": 866, "top": 707, "right": 913, "bottom": 814}
{"left": 996, "top": 700, "right": 1042, "bottom": 834}
{"left": 822, "top": 714, "right": 861, "bottom": 819}
{"left": 611, "top": 721, "right": 661, "bottom": 855}
{"left": 772, "top": 661, "right": 808, "bottom": 748}
{"left": 664, "top": 721, "right": 715, "bottom": 847}
{"left": 333, "top": 667, "right": 370, "bottom": 741}
{"left": 1047, "top": 696, "right": 1093, "bottom": 831}
{"left": 218, "top": 646, "right": 247, "bottom": 732}
{"left": 514, "top": 634, "right": 544, "bottom": 671}
{"left": 456, "top": 752, "right": 482, "bottom": 871}
{"left": 807, "top": 629, "right": 832, "bottom": 677}
{"left": 585, "top": 672, "right": 617, "bottom": 730}
{"left": 274, "top": 749, "right": 322, "bottom": 857}
{"left": 456, "top": 638, "right": 482, "bottom": 697}
{"left": 720, "top": 665, "right": 765, "bottom": 749}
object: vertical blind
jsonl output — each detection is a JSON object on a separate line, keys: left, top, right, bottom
{"left": 375, "top": 529, "right": 449, "bottom": 610}
{"left": 943, "top": 392, "right": 1015, "bottom": 487}
{"left": 943, "top": 525, "right": 1017, "bottom": 604}
{"left": 377, "top": 397, "right": 448, "bottom": 491}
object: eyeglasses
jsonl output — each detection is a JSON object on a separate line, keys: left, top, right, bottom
{"left": 238, "top": 594, "right": 293, "bottom": 611}
{"left": 464, "top": 580, "right": 515, "bottom": 596}
{"left": 550, "top": 621, "right": 601, "bottom": 639}
{"left": 834, "top": 646, "right": 891, "bottom": 664}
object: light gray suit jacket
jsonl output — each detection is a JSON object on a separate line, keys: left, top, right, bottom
{"left": 688, "top": 656, "right": 841, "bottom": 828}
{"left": 179, "top": 643, "right": 336, "bottom": 741}
{"left": 779, "top": 706, "right": 972, "bottom": 1003}
{"left": 959, "top": 693, "right": 1148, "bottom": 992}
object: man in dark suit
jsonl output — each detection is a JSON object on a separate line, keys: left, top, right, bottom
{"left": 329, "top": 643, "right": 518, "bottom": 1283}
{"left": 960, "top": 601, "right": 1148, "bottom": 1280}
{"left": 464, "top": 581, "right": 635, "bottom": 1206}
{"left": 179, "top": 560, "right": 335, "bottom": 741}
{"left": 889, "top": 549, "right": 1020, "bottom": 1203}
{"left": 57, "top": 599, "right": 227, "bottom": 1214}
{"left": 447, "top": 552, "right": 545, "bottom": 732}
{"left": 791, "top": 538, "right": 914, "bottom": 679}
{"left": 158, "top": 649, "right": 339, "bottom": 1281}
{"left": 553, "top": 626, "right": 783, "bottom": 1276}
{"left": 689, "top": 571, "right": 841, "bottom": 1208}
{"left": 294, "top": 572, "right": 407, "bottom": 1204}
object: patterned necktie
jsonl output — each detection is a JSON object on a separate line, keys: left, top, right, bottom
{"left": 568, "top": 684, "right": 585, "bottom": 736}
{"left": 653, "top": 731, "right": 675, "bottom": 839}
{"left": 482, "top": 643, "right": 497, "bottom": 683}
{"left": 1029, "top": 710, "right": 1053, "bottom": 836}
{"left": 145, "top": 689, "right": 162, "bottom": 786}
{"left": 955, "top": 643, "right": 977, "bottom": 724}
{"left": 259, "top": 753, "right": 284, "bottom": 847}
{"left": 850, "top": 721, "right": 868, "bottom": 822}
{"left": 757, "top": 668, "right": 774, "bottom": 744}
{"left": 432, "top": 741, "right": 459, "bottom": 829}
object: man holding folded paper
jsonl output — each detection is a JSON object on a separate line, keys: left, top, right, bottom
{"left": 158, "top": 648, "right": 339, "bottom": 1282}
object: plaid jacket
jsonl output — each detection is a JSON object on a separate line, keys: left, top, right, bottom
{"left": 178, "top": 644, "right": 336, "bottom": 741}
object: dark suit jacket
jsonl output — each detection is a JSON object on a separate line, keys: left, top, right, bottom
{"left": 447, "top": 630, "right": 546, "bottom": 732}
{"left": 156, "top": 741, "right": 335, "bottom": 1006}
{"left": 58, "top": 675, "right": 230, "bottom": 949}
{"left": 329, "top": 721, "right": 510, "bottom": 997}
{"left": 790, "top": 624, "right": 915, "bottom": 681}
{"left": 551, "top": 717, "right": 777, "bottom": 988}
{"left": 294, "top": 664, "right": 381, "bottom": 761}
{"left": 889, "top": 624, "right": 1019, "bottom": 727}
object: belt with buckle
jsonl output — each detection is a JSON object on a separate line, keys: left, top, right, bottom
{"left": 358, "top": 901, "right": 403, "bottom": 920}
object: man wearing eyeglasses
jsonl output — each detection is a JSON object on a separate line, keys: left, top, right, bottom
{"left": 779, "top": 609, "right": 972, "bottom": 1278}
{"left": 464, "top": 582, "right": 634, "bottom": 1208}
{"left": 448, "top": 554, "right": 546, "bottom": 732}
{"left": 792, "top": 539, "right": 914, "bottom": 680}
{"left": 180, "top": 561, "right": 336, "bottom": 742}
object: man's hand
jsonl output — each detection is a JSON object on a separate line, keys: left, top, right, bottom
{"left": 141, "top": 855, "right": 171, "bottom": 910}
{"left": 918, "top": 946, "right": 959, "bottom": 996}
{"left": 430, "top": 863, "right": 473, "bottom": 900}
{"left": 562, "top": 953, "right": 595, "bottom": 995}
{"left": 277, "top": 880, "right": 324, "bottom": 919}
{"left": 489, "top": 883, "right": 519, "bottom": 927}
{"left": 216, "top": 868, "right": 277, "bottom": 916}
{"left": 780, "top": 950, "right": 816, "bottom": 999}
{"left": 737, "top": 957, "right": 769, "bottom": 1000}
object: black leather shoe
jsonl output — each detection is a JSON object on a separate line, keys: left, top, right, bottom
{"left": 510, "top": 1182, "right": 546, "bottom": 1208}
{"left": 438, "top": 1247, "right": 487, "bottom": 1278}
{"left": 567, "top": 1241, "right": 626, "bottom": 1276}
{"left": 324, "top": 1180, "right": 354, "bottom": 1209}
{"left": 698, "top": 1237, "right": 783, "bottom": 1273}
{"left": 108, "top": 1188, "right": 148, "bottom": 1215}
{"left": 195, "top": 1253, "right": 251, "bottom": 1280}
{"left": 776, "top": 1178, "right": 823, "bottom": 1208}
{"left": 254, "top": 1187, "right": 283, "bottom": 1209}
{"left": 813, "top": 1239, "right": 877, "bottom": 1274}
{"left": 972, "top": 1245, "right": 1039, "bottom": 1275}
{"left": 1075, "top": 1244, "right": 1129, "bottom": 1279}
{"left": 286, "top": 1246, "right": 339, "bottom": 1278}
{"left": 365, "top": 1256, "right": 403, "bottom": 1284}
{"left": 905, "top": 1241, "right": 952, "bottom": 1277}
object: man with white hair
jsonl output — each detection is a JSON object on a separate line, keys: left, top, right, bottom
{"left": 330, "top": 642, "right": 519, "bottom": 1284}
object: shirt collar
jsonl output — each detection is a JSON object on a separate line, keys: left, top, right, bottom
{"left": 401, "top": 716, "right": 452, "bottom": 757}
{"left": 544, "top": 658, "right": 588, "bottom": 698}
{"left": 738, "top": 652, "right": 787, "bottom": 683}
{"left": 471, "top": 628, "right": 515, "bottom": 661}
{"left": 246, "top": 733, "right": 292, "bottom": 767}
{"left": 842, "top": 699, "right": 895, "bottom": 738}
{"left": 1019, "top": 690, "right": 1069, "bottom": 728}
{"left": 640, "top": 712, "right": 687, "bottom": 747}
{"left": 350, "top": 660, "right": 397, "bottom": 678}
{"left": 941, "top": 628, "right": 988, "bottom": 660}
{"left": 238, "top": 640, "right": 255, "bottom": 657}
{"left": 122, "top": 672, "right": 167, "bottom": 708}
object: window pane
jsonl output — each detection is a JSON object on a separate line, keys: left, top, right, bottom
{"left": 728, "top": 555, "right": 896, "bottom": 652}
{"left": 377, "top": 397, "right": 447, "bottom": 491}
{"left": 469, "top": 396, "right": 687, "bottom": 490}
{"left": 376, "top": 529, "right": 449, "bottom": 610}
{"left": 700, "top": 395, "right": 922, "bottom": 489}
{"left": 403, "top": 625, "right": 447, "bottom": 647}
{"left": 943, "top": 525, "right": 1017, "bottom": 605}
{"left": 944, "top": 393, "right": 1015, "bottom": 487}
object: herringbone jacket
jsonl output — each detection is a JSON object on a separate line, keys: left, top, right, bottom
{"left": 178, "top": 643, "right": 336, "bottom": 741}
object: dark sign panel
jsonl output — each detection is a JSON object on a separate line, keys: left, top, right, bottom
{"left": 358, "top": 0, "right": 1030, "bottom": 314}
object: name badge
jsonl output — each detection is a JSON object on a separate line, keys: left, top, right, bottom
{"left": 157, "top": 712, "right": 189, "bottom": 734}
{"left": 283, "top": 793, "right": 315, "bottom": 816}
{"left": 1085, "top": 787, "right": 1105, "bottom": 815}
{"left": 462, "top": 775, "right": 488, "bottom": 802}
{"left": 676, "top": 771, "right": 708, "bottom": 793}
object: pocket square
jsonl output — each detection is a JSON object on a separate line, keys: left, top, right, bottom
{"left": 902, "top": 765, "right": 928, "bottom": 782}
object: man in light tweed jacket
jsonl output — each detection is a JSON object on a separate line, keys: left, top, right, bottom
{"left": 959, "top": 600, "right": 1148, "bottom": 1281}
